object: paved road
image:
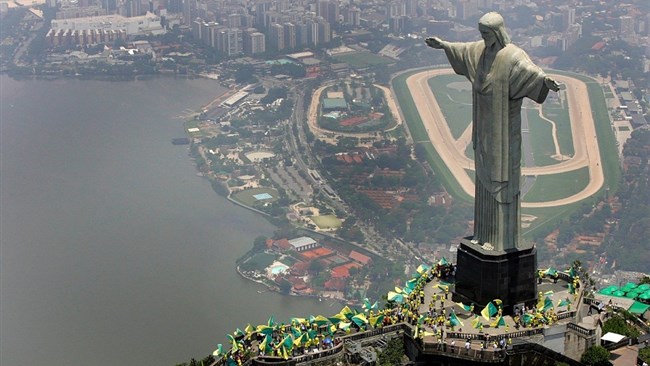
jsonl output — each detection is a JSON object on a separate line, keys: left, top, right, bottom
{"left": 403, "top": 69, "right": 605, "bottom": 208}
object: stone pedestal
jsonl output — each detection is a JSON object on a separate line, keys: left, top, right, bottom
{"left": 453, "top": 238, "right": 537, "bottom": 315}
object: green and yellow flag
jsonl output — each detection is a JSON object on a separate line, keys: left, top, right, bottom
{"left": 481, "top": 302, "right": 497, "bottom": 321}
{"left": 369, "top": 314, "right": 385, "bottom": 328}
{"left": 282, "top": 334, "right": 294, "bottom": 351}
{"left": 338, "top": 321, "right": 351, "bottom": 331}
{"left": 226, "top": 334, "right": 239, "bottom": 353}
{"left": 471, "top": 315, "right": 483, "bottom": 329}
{"left": 233, "top": 328, "right": 244, "bottom": 337}
{"left": 435, "top": 283, "right": 449, "bottom": 291}
{"left": 363, "top": 298, "right": 378, "bottom": 312}
{"left": 416, "top": 264, "right": 431, "bottom": 275}
{"left": 491, "top": 316, "right": 506, "bottom": 328}
{"left": 387, "top": 291, "right": 405, "bottom": 303}
{"left": 455, "top": 302, "right": 472, "bottom": 312}
{"left": 294, "top": 333, "right": 307, "bottom": 347}
{"left": 351, "top": 313, "right": 368, "bottom": 327}
{"left": 311, "top": 315, "right": 329, "bottom": 326}
{"left": 259, "top": 335, "right": 271, "bottom": 354}
{"left": 543, "top": 267, "right": 558, "bottom": 277}
{"left": 522, "top": 313, "right": 534, "bottom": 325}
{"left": 557, "top": 298, "right": 572, "bottom": 307}
{"left": 568, "top": 266, "right": 577, "bottom": 279}
{"left": 543, "top": 297, "right": 554, "bottom": 312}
{"left": 212, "top": 344, "right": 223, "bottom": 357}
{"left": 339, "top": 306, "right": 354, "bottom": 319}
{"left": 328, "top": 313, "right": 347, "bottom": 325}
{"left": 256, "top": 325, "right": 274, "bottom": 335}
{"left": 449, "top": 311, "right": 464, "bottom": 326}
{"left": 244, "top": 324, "right": 254, "bottom": 334}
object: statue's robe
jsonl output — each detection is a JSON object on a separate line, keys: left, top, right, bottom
{"left": 443, "top": 41, "right": 550, "bottom": 251}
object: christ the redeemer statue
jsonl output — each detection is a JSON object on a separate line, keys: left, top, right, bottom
{"left": 426, "top": 12, "right": 560, "bottom": 251}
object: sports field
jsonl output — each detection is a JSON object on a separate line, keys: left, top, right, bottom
{"left": 311, "top": 215, "right": 342, "bottom": 230}
{"left": 392, "top": 67, "right": 616, "bottom": 234}
{"left": 523, "top": 167, "right": 590, "bottom": 202}
{"left": 332, "top": 52, "right": 393, "bottom": 68}
{"left": 231, "top": 188, "right": 279, "bottom": 207}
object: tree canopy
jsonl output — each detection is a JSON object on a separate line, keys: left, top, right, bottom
{"left": 580, "top": 345, "right": 611, "bottom": 366}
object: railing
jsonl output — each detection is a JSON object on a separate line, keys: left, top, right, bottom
{"left": 211, "top": 312, "right": 592, "bottom": 366}
{"left": 444, "top": 327, "right": 543, "bottom": 342}
{"left": 340, "top": 323, "right": 408, "bottom": 342}
{"left": 292, "top": 342, "right": 344, "bottom": 364}
{"left": 557, "top": 310, "right": 577, "bottom": 320}
{"left": 251, "top": 342, "right": 345, "bottom": 366}
{"left": 584, "top": 297, "right": 650, "bottom": 333}
{"left": 420, "top": 341, "right": 506, "bottom": 363}
{"left": 567, "top": 322, "right": 595, "bottom": 336}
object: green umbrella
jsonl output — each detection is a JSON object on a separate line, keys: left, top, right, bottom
{"left": 637, "top": 284, "right": 650, "bottom": 291}
{"left": 622, "top": 283, "right": 637, "bottom": 291}
{"left": 599, "top": 288, "right": 614, "bottom": 295}
{"left": 639, "top": 292, "right": 650, "bottom": 300}
{"left": 625, "top": 292, "right": 638, "bottom": 299}
{"left": 613, "top": 290, "right": 626, "bottom": 297}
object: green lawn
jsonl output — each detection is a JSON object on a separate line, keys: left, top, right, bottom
{"left": 523, "top": 167, "right": 590, "bottom": 202}
{"left": 333, "top": 52, "right": 393, "bottom": 68}
{"left": 184, "top": 120, "right": 206, "bottom": 138}
{"left": 231, "top": 187, "right": 279, "bottom": 206}
{"left": 427, "top": 74, "right": 472, "bottom": 139}
{"left": 312, "top": 215, "right": 342, "bottom": 229}
{"left": 242, "top": 253, "right": 277, "bottom": 271}
{"left": 527, "top": 107, "right": 561, "bottom": 166}
{"left": 465, "top": 143, "right": 474, "bottom": 160}
{"left": 543, "top": 105, "right": 574, "bottom": 156}
{"left": 549, "top": 70, "right": 621, "bottom": 194}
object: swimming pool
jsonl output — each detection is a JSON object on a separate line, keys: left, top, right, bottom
{"left": 268, "top": 262, "right": 289, "bottom": 276}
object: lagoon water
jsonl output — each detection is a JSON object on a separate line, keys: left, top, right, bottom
{"left": 0, "top": 75, "right": 334, "bottom": 366}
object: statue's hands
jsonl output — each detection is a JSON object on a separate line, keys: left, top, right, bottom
{"left": 425, "top": 37, "right": 445, "bottom": 49}
{"left": 544, "top": 77, "right": 561, "bottom": 92}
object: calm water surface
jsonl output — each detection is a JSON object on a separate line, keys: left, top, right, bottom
{"left": 0, "top": 75, "right": 334, "bottom": 366}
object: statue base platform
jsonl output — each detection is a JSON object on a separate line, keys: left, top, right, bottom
{"left": 452, "top": 238, "right": 537, "bottom": 315}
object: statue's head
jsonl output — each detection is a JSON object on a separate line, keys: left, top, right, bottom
{"left": 478, "top": 12, "right": 511, "bottom": 48}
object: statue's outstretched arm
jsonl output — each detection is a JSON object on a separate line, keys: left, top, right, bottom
{"left": 425, "top": 37, "right": 447, "bottom": 50}
{"left": 544, "top": 76, "right": 561, "bottom": 92}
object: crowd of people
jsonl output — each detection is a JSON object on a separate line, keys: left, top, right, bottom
{"left": 212, "top": 261, "right": 582, "bottom": 365}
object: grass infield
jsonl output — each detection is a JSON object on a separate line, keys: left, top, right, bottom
{"left": 333, "top": 53, "right": 394, "bottom": 68}
{"left": 231, "top": 187, "right": 280, "bottom": 207}
{"left": 311, "top": 215, "right": 342, "bottom": 229}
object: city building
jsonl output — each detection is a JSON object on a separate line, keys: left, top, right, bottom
{"left": 288, "top": 236, "right": 319, "bottom": 252}
{"left": 50, "top": 12, "right": 165, "bottom": 44}
{"left": 244, "top": 28, "right": 265, "bottom": 55}
{"left": 269, "top": 23, "right": 285, "bottom": 51}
